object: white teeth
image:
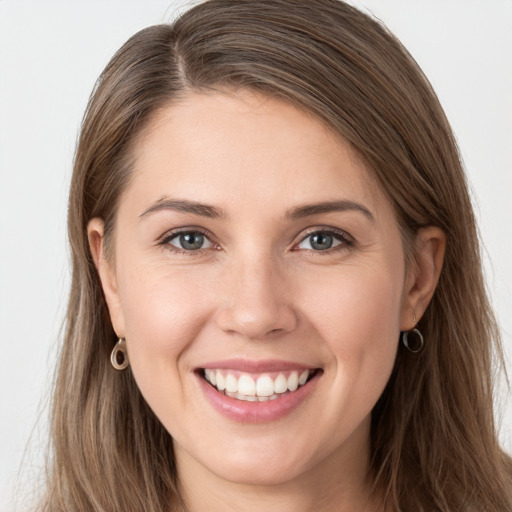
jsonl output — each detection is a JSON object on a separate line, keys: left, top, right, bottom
{"left": 298, "top": 370, "right": 309, "bottom": 386}
{"left": 287, "top": 371, "right": 299, "bottom": 391}
{"left": 256, "top": 375, "right": 274, "bottom": 397}
{"left": 238, "top": 374, "right": 256, "bottom": 396}
{"left": 204, "top": 368, "right": 315, "bottom": 400}
{"left": 225, "top": 374, "right": 238, "bottom": 393}
{"left": 216, "top": 372, "right": 225, "bottom": 391}
{"left": 226, "top": 391, "right": 257, "bottom": 401}
{"left": 205, "top": 369, "right": 216, "bottom": 386}
{"left": 274, "top": 373, "right": 288, "bottom": 393}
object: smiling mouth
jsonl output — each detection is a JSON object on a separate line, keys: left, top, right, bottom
{"left": 200, "top": 368, "right": 321, "bottom": 402}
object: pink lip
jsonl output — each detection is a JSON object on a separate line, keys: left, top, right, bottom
{"left": 199, "top": 358, "right": 317, "bottom": 373}
{"left": 196, "top": 365, "right": 322, "bottom": 424}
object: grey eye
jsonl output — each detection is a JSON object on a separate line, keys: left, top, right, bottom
{"left": 310, "top": 233, "right": 334, "bottom": 250}
{"left": 298, "top": 232, "right": 343, "bottom": 251}
{"left": 169, "top": 232, "right": 213, "bottom": 251}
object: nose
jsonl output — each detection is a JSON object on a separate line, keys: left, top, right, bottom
{"left": 214, "top": 253, "right": 298, "bottom": 340}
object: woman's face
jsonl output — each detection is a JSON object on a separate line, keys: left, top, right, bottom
{"left": 92, "top": 91, "right": 417, "bottom": 488}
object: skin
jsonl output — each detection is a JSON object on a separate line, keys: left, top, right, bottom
{"left": 89, "top": 90, "right": 445, "bottom": 512}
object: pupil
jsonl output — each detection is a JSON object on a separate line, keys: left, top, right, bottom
{"left": 311, "top": 233, "right": 332, "bottom": 250}
{"left": 180, "top": 232, "right": 203, "bottom": 250}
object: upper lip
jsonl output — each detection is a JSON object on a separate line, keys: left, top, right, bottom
{"left": 198, "top": 359, "right": 319, "bottom": 373}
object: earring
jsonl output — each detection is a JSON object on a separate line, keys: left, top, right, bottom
{"left": 402, "top": 328, "right": 424, "bottom": 353}
{"left": 111, "top": 338, "right": 129, "bottom": 370}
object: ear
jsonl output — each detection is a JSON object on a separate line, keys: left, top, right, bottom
{"left": 87, "top": 218, "right": 125, "bottom": 337}
{"left": 400, "top": 226, "right": 446, "bottom": 330}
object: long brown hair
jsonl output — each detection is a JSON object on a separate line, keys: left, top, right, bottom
{"left": 42, "top": 1, "right": 512, "bottom": 510}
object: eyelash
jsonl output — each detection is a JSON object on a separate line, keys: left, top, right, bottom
{"left": 159, "top": 227, "right": 354, "bottom": 257}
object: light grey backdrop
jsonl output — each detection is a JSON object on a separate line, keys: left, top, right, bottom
{"left": 1, "top": 1, "right": 511, "bottom": 510}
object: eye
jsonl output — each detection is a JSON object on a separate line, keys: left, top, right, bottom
{"left": 162, "top": 230, "right": 215, "bottom": 253}
{"left": 296, "top": 229, "right": 353, "bottom": 252}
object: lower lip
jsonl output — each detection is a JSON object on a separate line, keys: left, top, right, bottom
{"left": 197, "top": 371, "right": 321, "bottom": 423}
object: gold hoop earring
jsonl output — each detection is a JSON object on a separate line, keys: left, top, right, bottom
{"left": 111, "top": 338, "right": 129, "bottom": 370}
{"left": 402, "top": 328, "right": 424, "bottom": 353}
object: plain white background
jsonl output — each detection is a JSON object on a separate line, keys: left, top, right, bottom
{"left": 0, "top": 1, "right": 511, "bottom": 510}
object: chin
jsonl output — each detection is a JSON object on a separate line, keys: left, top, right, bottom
{"left": 196, "top": 438, "right": 321, "bottom": 486}
{"left": 211, "top": 458, "right": 309, "bottom": 487}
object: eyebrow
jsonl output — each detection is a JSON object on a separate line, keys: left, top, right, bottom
{"left": 285, "top": 200, "right": 375, "bottom": 222}
{"left": 139, "top": 197, "right": 375, "bottom": 222}
{"left": 139, "top": 198, "right": 226, "bottom": 219}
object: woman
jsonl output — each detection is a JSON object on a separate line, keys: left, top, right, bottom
{"left": 41, "top": 0, "right": 512, "bottom": 511}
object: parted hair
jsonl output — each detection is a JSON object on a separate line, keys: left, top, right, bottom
{"left": 42, "top": 1, "right": 512, "bottom": 511}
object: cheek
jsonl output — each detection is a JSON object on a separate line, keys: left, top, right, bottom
{"left": 116, "top": 260, "right": 216, "bottom": 388}
{"left": 303, "top": 260, "right": 403, "bottom": 391}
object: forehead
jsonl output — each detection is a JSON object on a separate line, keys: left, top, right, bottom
{"left": 125, "top": 90, "right": 389, "bottom": 221}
